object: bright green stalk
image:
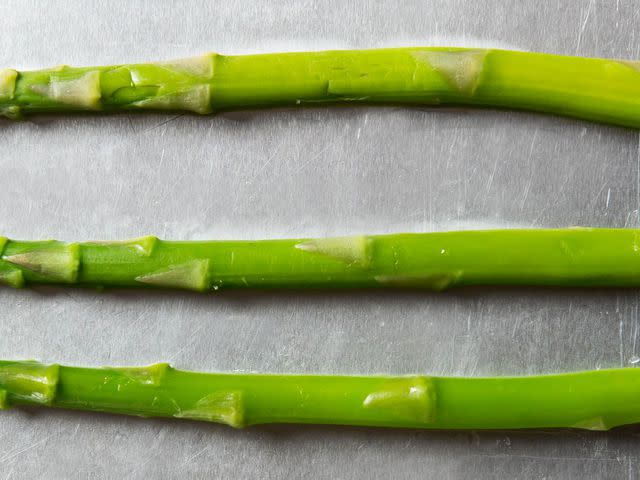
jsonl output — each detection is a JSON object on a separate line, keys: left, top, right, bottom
{"left": 1, "top": 360, "right": 640, "bottom": 430}
{"left": 2, "top": 228, "right": 640, "bottom": 292}
{"left": 2, "top": 48, "right": 640, "bottom": 126}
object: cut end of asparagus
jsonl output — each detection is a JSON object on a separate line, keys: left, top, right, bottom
{"left": 0, "top": 69, "right": 17, "bottom": 100}
{"left": 374, "top": 271, "right": 462, "bottom": 291}
{"left": 87, "top": 236, "right": 158, "bottom": 257}
{"left": 3, "top": 243, "right": 80, "bottom": 283}
{"left": 111, "top": 363, "right": 169, "bottom": 387}
{"left": 363, "top": 376, "right": 436, "bottom": 424}
{"left": 0, "top": 361, "right": 59, "bottom": 407}
{"left": 174, "top": 390, "right": 245, "bottom": 428}
{"left": 135, "top": 259, "right": 211, "bottom": 292}
{"left": 295, "top": 236, "right": 374, "bottom": 268}
{"left": 414, "top": 49, "right": 488, "bottom": 95}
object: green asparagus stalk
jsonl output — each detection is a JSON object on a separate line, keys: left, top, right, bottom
{"left": 2, "top": 228, "right": 640, "bottom": 292}
{"left": 3, "top": 48, "right": 640, "bottom": 127}
{"left": 2, "top": 360, "right": 640, "bottom": 430}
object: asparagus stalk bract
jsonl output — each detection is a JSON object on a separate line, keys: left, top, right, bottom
{"left": 2, "top": 228, "right": 640, "bottom": 292}
{"left": 2, "top": 360, "right": 640, "bottom": 430}
{"left": 3, "top": 48, "right": 640, "bottom": 127}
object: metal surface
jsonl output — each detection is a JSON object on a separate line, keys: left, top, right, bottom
{"left": 1, "top": 0, "right": 640, "bottom": 477}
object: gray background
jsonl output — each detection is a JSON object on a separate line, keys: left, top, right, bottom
{"left": 0, "top": 0, "right": 639, "bottom": 478}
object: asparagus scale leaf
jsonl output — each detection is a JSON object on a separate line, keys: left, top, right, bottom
{"left": 2, "top": 229, "right": 640, "bottom": 292}
{"left": 3, "top": 48, "right": 640, "bottom": 127}
{"left": 1, "top": 360, "right": 640, "bottom": 430}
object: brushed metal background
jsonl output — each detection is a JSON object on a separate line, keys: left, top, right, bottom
{"left": 1, "top": 0, "right": 640, "bottom": 478}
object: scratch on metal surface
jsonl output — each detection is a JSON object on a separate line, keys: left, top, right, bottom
{"left": 126, "top": 115, "right": 137, "bottom": 133}
{"left": 520, "top": 129, "right": 538, "bottom": 210}
{"left": 520, "top": 175, "right": 534, "bottom": 211}
{"left": 554, "top": 166, "right": 579, "bottom": 197}
{"left": 470, "top": 453, "right": 620, "bottom": 463}
{"left": 532, "top": 163, "right": 580, "bottom": 225}
{"left": 575, "top": 0, "right": 594, "bottom": 54}
{"left": 141, "top": 114, "right": 185, "bottom": 133}
{"left": 484, "top": 158, "right": 499, "bottom": 202}
{"left": 0, "top": 435, "right": 51, "bottom": 464}
{"left": 424, "top": 114, "right": 435, "bottom": 231}
{"left": 588, "top": 181, "right": 608, "bottom": 211}
{"left": 511, "top": 314, "right": 521, "bottom": 338}
{"left": 167, "top": 324, "right": 205, "bottom": 362}
{"left": 624, "top": 210, "right": 638, "bottom": 228}
{"left": 620, "top": 318, "right": 625, "bottom": 367}
{"left": 248, "top": 143, "right": 282, "bottom": 184}
{"left": 183, "top": 446, "right": 210, "bottom": 465}
{"left": 128, "top": 308, "right": 152, "bottom": 330}
{"left": 294, "top": 143, "right": 332, "bottom": 173}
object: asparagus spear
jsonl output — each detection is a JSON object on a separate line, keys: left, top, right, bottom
{"left": 3, "top": 48, "right": 640, "bottom": 127}
{"left": 1, "top": 359, "right": 639, "bottom": 430}
{"left": 2, "top": 228, "right": 640, "bottom": 292}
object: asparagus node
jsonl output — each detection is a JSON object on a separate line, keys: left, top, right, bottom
{"left": 2, "top": 360, "right": 640, "bottom": 431}
{"left": 3, "top": 48, "right": 640, "bottom": 127}
{"left": 2, "top": 229, "right": 640, "bottom": 292}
